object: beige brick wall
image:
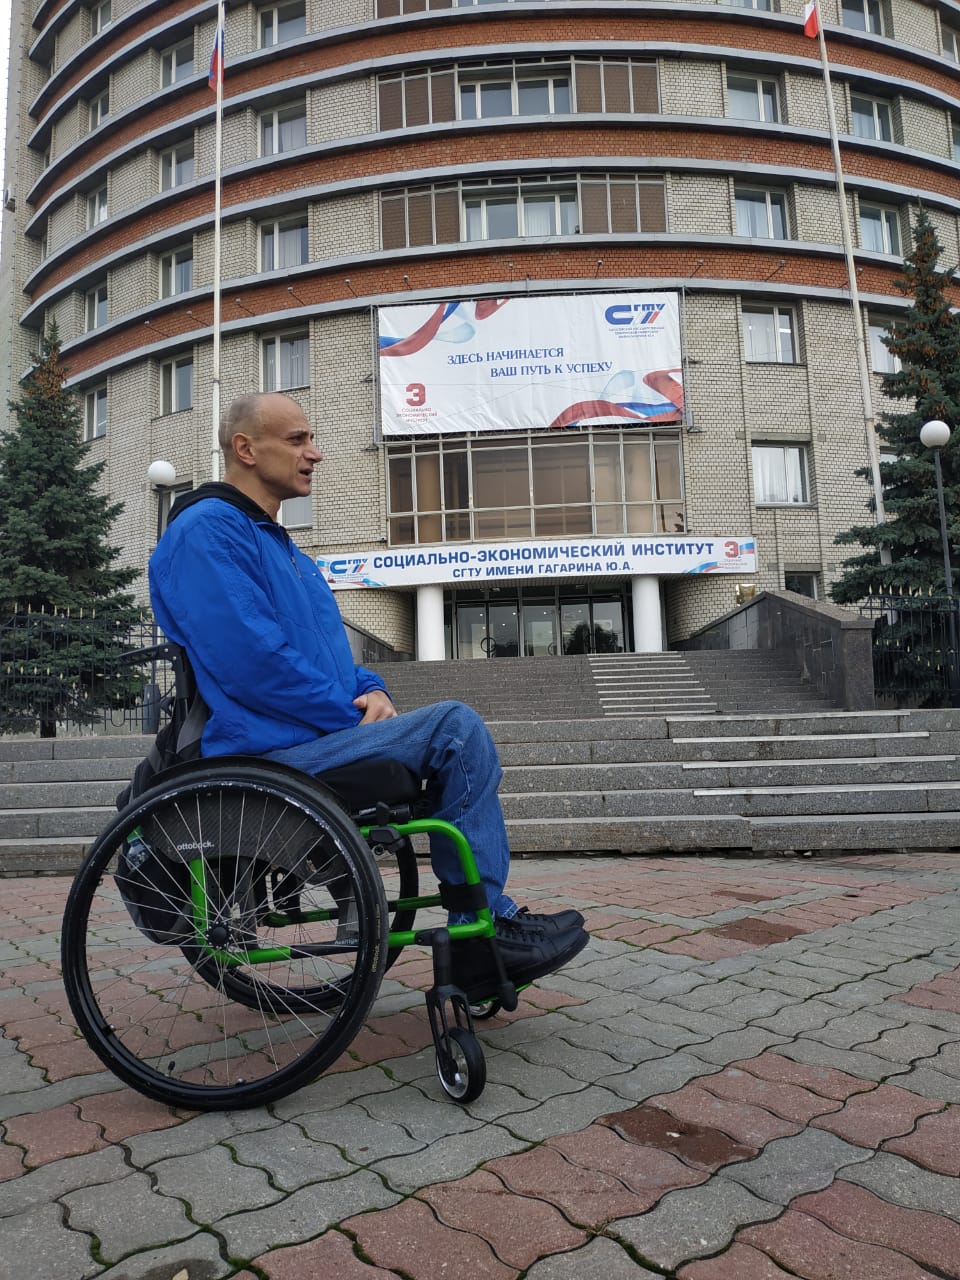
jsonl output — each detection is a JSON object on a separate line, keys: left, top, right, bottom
{"left": 315, "top": 193, "right": 379, "bottom": 260}
{"left": 660, "top": 58, "right": 722, "bottom": 116}
{"left": 313, "top": 78, "right": 376, "bottom": 141}
{"left": 896, "top": 0, "right": 940, "bottom": 52}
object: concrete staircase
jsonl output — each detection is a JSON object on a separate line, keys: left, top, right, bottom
{"left": 1, "top": 706, "right": 958, "bottom": 874}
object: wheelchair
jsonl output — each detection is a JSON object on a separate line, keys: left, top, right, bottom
{"left": 61, "top": 679, "right": 519, "bottom": 1113}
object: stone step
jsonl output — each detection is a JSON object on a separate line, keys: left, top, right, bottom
{"left": 501, "top": 781, "right": 960, "bottom": 819}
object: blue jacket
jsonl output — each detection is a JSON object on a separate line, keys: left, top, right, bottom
{"left": 148, "top": 483, "right": 388, "bottom": 756}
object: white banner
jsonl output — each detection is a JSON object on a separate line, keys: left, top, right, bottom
{"left": 318, "top": 536, "right": 757, "bottom": 589}
{"left": 377, "top": 293, "right": 683, "bottom": 436}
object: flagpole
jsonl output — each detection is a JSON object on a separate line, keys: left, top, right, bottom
{"left": 810, "top": 3, "right": 886, "bottom": 528}
{"left": 210, "top": 0, "right": 225, "bottom": 483}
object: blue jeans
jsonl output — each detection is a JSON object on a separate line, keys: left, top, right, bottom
{"left": 263, "top": 700, "right": 517, "bottom": 918}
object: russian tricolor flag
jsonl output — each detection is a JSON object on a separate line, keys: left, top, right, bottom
{"left": 803, "top": 0, "right": 820, "bottom": 37}
{"left": 208, "top": 20, "right": 224, "bottom": 90}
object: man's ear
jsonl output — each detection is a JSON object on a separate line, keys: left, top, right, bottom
{"left": 232, "top": 432, "right": 257, "bottom": 468}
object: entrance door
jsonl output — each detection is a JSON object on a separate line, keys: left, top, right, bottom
{"left": 455, "top": 602, "right": 520, "bottom": 658}
{"left": 456, "top": 605, "right": 488, "bottom": 660}
{"left": 523, "top": 603, "right": 558, "bottom": 656}
{"left": 560, "top": 599, "right": 625, "bottom": 653}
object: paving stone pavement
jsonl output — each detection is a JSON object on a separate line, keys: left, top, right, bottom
{"left": 4, "top": 850, "right": 960, "bottom": 1279}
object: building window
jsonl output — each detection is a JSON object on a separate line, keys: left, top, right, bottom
{"left": 459, "top": 71, "right": 571, "bottom": 119}
{"left": 84, "top": 386, "right": 107, "bottom": 440}
{"left": 259, "top": 1, "right": 306, "bottom": 48}
{"left": 752, "top": 444, "right": 809, "bottom": 504}
{"left": 85, "top": 282, "right": 107, "bottom": 331}
{"left": 161, "top": 39, "right": 194, "bottom": 87}
{"left": 464, "top": 189, "right": 578, "bottom": 240}
{"left": 386, "top": 429, "right": 685, "bottom": 545}
{"left": 719, "top": 0, "right": 772, "bottom": 8}
{"left": 263, "top": 331, "right": 309, "bottom": 390}
{"left": 784, "top": 571, "right": 819, "bottom": 598}
{"left": 161, "top": 357, "right": 194, "bottom": 414}
{"left": 86, "top": 185, "right": 108, "bottom": 228}
{"left": 860, "top": 203, "right": 901, "bottom": 255}
{"left": 742, "top": 306, "right": 797, "bottom": 363}
{"left": 381, "top": 173, "right": 666, "bottom": 249}
{"left": 851, "top": 94, "right": 893, "bottom": 141}
{"left": 261, "top": 103, "right": 307, "bottom": 156}
{"left": 735, "top": 187, "right": 787, "bottom": 238}
{"left": 159, "top": 246, "right": 193, "bottom": 298}
{"left": 90, "top": 0, "right": 112, "bottom": 35}
{"left": 261, "top": 216, "right": 308, "bottom": 270}
{"left": 944, "top": 26, "right": 960, "bottom": 60}
{"left": 160, "top": 142, "right": 194, "bottom": 190}
{"left": 727, "top": 73, "right": 779, "bottom": 123}
{"left": 88, "top": 88, "right": 109, "bottom": 131}
{"left": 953, "top": 119, "right": 960, "bottom": 162}
{"left": 842, "top": 0, "right": 883, "bottom": 34}
{"left": 869, "top": 320, "right": 901, "bottom": 373}
{"left": 280, "top": 495, "right": 312, "bottom": 527}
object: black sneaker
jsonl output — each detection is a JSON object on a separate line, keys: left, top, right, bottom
{"left": 451, "top": 915, "right": 589, "bottom": 1002}
{"left": 512, "top": 905, "right": 585, "bottom": 934}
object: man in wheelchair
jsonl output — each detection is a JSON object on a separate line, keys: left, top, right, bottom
{"left": 148, "top": 392, "right": 588, "bottom": 1001}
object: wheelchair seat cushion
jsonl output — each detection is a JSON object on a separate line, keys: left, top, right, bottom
{"left": 317, "top": 758, "right": 422, "bottom": 813}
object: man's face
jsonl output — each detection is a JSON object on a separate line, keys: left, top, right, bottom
{"left": 247, "top": 397, "right": 322, "bottom": 502}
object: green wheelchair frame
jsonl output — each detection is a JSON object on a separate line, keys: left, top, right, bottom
{"left": 62, "top": 754, "right": 518, "bottom": 1112}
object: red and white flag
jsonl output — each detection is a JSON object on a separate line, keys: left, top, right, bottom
{"left": 208, "top": 19, "right": 224, "bottom": 91}
{"left": 803, "top": 0, "right": 820, "bottom": 37}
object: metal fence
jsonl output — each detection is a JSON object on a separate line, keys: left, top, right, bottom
{"left": 856, "top": 593, "right": 960, "bottom": 708}
{"left": 1, "top": 610, "right": 407, "bottom": 738}
{"left": 0, "top": 613, "right": 170, "bottom": 737}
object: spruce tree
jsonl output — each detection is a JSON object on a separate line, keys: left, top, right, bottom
{"left": 0, "top": 325, "right": 142, "bottom": 736}
{"left": 830, "top": 209, "right": 960, "bottom": 703}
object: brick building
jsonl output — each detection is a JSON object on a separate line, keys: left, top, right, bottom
{"left": 1, "top": 0, "right": 958, "bottom": 660}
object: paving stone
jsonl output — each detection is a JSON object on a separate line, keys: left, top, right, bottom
{"left": 480, "top": 1048, "right": 588, "bottom": 1099}
{"left": 297, "top": 1100, "right": 427, "bottom": 1164}
{"left": 740, "top": 970, "right": 824, "bottom": 999}
{"left": 674, "top": 980, "right": 759, "bottom": 1013}
{"left": 343, "top": 1195, "right": 514, "bottom": 1279}
{"left": 601, "top": 1051, "right": 719, "bottom": 1104}
{"left": 151, "top": 1143, "right": 284, "bottom": 1221}
{"left": 677, "top": 1241, "right": 801, "bottom": 1278}
{"left": 598, "top": 1103, "right": 756, "bottom": 1171}
{"left": 812, "top": 1083, "right": 942, "bottom": 1148}
{"left": 810, "top": 1009, "right": 907, "bottom": 1050}
{"left": 688, "top": 1027, "right": 789, "bottom": 1067}
{"left": 252, "top": 1228, "right": 402, "bottom": 1279}
{"left": 753, "top": 998, "right": 843, "bottom": 1036}
{"left": 94, "top": 1231, "right": 234, "bottom": 1279}
{"left": 0, "top": 1144, "right": 130, "bottom": 1216}
{"left": 793, "top": 1180, "right": 960, "bottom": 1277}
{"left": 0, "top": 1200, "right": 99, "bottom": 1280}
{"left": 269, "top": 1065, "right": 402, "bottom": 1120}
{"left": 775, "top": 1038, "right": 895, "bottom": 1082}
{"left": 125, "top": 1110, "right": 279, "bottom": 1167}
{"left": 698, "top": 1066, "right": 842, "bottom": 1125}
{"left": 883, "top": 1105, "right": 960, "bottom": 1175}
{"left": 419, "top": 1167, "right": 588, "bottom": 1268}
{"left": 820, "top": 978, "right": 904, "bottom": 1008}
{"left": 372, "top": 1121, "right": 528, "bottom": 1195}
{"left": 217, "top": 1169, "right": 400, "bottom": 1258}
{"left": 62, "top": 1169, "right": 196, "bottom": 1262}
{"left": 3, "top": 1101, "right": 106, "bottom": 1168}
{"left": 524, "top": 1236, "right": 662, "bottom": 1278}
{"left": 840, "top": 1152, "right": 960, "bottom": 1221}
{"left": 861, "top": 1023, "right": 960, "bottom": 1063}
{"left": 501, "top": 1083, "right": 628, "bottom": 1141}
{"left": 885, "top": 1064, "right": 960, "bottom": 1104}
{"left": 609, "top": 1178, "right": 780, "bottom": 1271}
{"left": 558, "top": 1021, "right": 671, "bottom": 1067}
{"left": 510, "top": 1033, "right": 639, "bottom": 1083}
{"left": 730, "top": 1051, "right": 875, "bottom": 1102}
{"left": 723, "top": 1127, "right": 872, "bottom": 1203}
{"left": 739, "top": 1207, "right": 942, "bottom": 1279}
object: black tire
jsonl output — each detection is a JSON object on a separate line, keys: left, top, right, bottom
{"left": 61, "top": 759, "right": 387, "bottom": 1111}
{"left": 436, "top": 1027, "right": 486, "bottom": 1103}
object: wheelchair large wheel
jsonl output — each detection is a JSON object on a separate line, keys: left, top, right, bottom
{"left": 61, "top": 760, "right": 388, "bottom": 1111}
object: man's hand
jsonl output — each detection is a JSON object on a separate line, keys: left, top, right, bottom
{"left": 354, "top": 689, "right": 397, "bottom": 724}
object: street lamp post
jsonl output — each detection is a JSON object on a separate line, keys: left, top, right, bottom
{"left": 919, "top": 420, "right": 958, "bottom": 703}
{"left": 144, "top": 460, "right": 177, "bottom": 731}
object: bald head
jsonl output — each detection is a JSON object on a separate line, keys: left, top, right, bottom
{"left": 217, "top": 393, "right": 321, "bottom": 518}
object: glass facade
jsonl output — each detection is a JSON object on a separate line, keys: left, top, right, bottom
{"left": 387, "top": 429, "right": 685, "bottom": 546}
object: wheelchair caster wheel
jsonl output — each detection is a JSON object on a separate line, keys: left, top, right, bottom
{"left": 437, "top": 1027, "right": 486, "bottom": 1103}
{"left": 468, "top": 997, "right": 501, "bottom": 1021}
